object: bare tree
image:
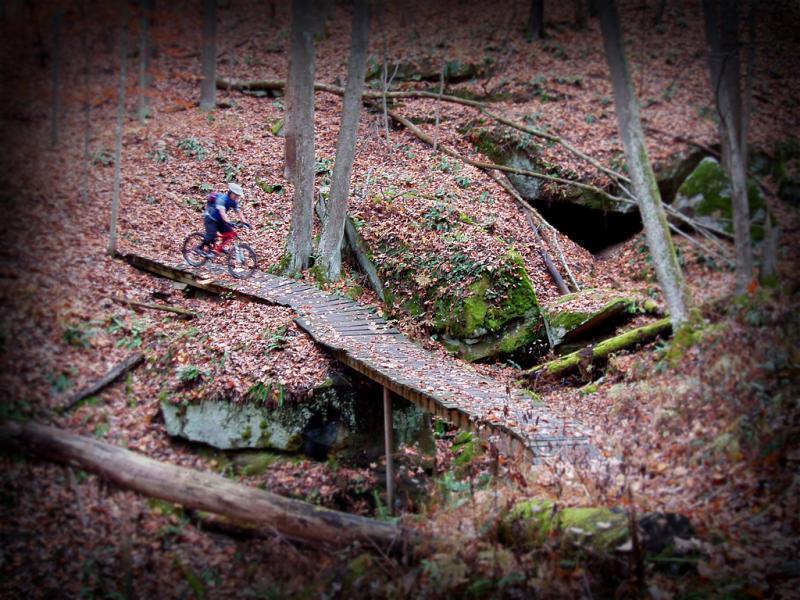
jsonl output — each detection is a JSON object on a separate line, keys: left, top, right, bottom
{"left": 109, "top": 0, "right": 129, "bottom": 257}
{"left": 702, "top": 0, "right": 753, "bottom": 291}
{"left": 199, "top": 0, "right": 216, "bottom": 111}
{"left": 283, "top": 50, "right": 296, "bottom": 180}
{"left": 81, "top": 0, "right": 91, "bottom": 203}
{"left": 573, "top": 0, "right": 588, "bottom": 31}
{"left": 285, "top": 0, "right": 316, "bottom": 274}
{"left": 137, "top": 0, "right": 154, "bottom": 121}
{"left": 317, "top": 0, "right": 370, "bottom": 281}
{"left": 598, "top": 0, "right": 690, "bottom": 327}
{"left": 526, "top": 0, "right": 544, "bottom": 40}
{"left": 50, "top": 9, "right": 64, "bottom": 147}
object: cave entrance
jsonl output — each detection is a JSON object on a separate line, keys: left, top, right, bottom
{"left": 535, "top": 201, "right": 643, "bottom": 254}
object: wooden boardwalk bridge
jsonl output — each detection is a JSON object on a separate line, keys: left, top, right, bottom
{"left": 123, "top": 254, "right": 598, "bottom": 472}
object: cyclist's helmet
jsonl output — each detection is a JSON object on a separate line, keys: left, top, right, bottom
{"left": 228, "top": 182, "right": 244, "bottom": 198}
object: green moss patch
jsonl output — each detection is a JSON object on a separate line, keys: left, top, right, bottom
{"left": 544, "top": 289, "right": 644, "bottom": 348}
{"left": 675, "top": 157, "right": 769, "bottom": 240}
{"left": 502, "top": 499, "right": 630, "bottom": 552}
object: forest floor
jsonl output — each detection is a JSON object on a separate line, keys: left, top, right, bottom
{"left": 1, "top": 0, "right": 799, "bottom": 597}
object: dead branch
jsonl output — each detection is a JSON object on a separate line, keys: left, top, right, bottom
{"left": 218, "top": 77, "right": 730, "bottom": 246}
{"left": 61, "top": 352, "right": 144, "bottom": 411}
{"left": 484, "top": 169, "right": 572, "bottom": 294}
{"left": 112, "top": 295, "right": 197, "bottom": 318}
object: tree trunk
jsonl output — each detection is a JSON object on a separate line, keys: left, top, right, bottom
{"left": 199, "top": 0, "right": 216, "bottom": 111}
{"left": 317, "top": 0, "right": 369, "bottom": 281}
{"left": 81, "top": 0, "right": 91, "bottom": 203}
{"left": 137, "top": 0, "right": 154, "bottom": 121}
{"left": 573, "top": 0, "right": 588, "bottom": 30}
{"left": 0, "top": 420, "right": 417, "bottom": 551}
{"left": 526, "top": 0, "right": 544, "bottom": 40}
{"left": 285, "top": 0, "right": 316, "bottom": 274}
{"left": 284, "top": 48, "right": 296, "bottom": 181}
{"left": 598, "top": 0, "right": 690, "bottom": 328}
{"left": 652, "top": 0, "right": 667, "bottom": 26}
{"left": 50, "top": 9, "right": 64, "bottom": 147}
{"left": 702, "top": 0, "right": 753, "bottom": 292}
{"left": 108, "top": 0, "right": 128, "bottom": 257}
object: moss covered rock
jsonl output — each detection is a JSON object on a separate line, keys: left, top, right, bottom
{"left": 674, "top": 156, "right": 769, "bottom": 240}
{"left": 501, "top": 499, "right": 630, "bottom": 552}
{"left": 467, "top": 124, "right": 633, "bottom": 214}
{"left": 365, "top": 56, "right": 491, "bottom": 83}
{"left": 543, "top": 289, "right": 652, "bottom": 348}
{"left": 436, "top": 250, "right": 546, "bottom": 362}
{"left": 162, "top": 381, "right": 433, "bottom": 463}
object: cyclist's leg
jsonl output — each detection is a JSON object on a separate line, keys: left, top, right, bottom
{"left": 202, "top": 216, "right": 218, "bottom": 253}
{"left": 217, "top": 222, "right": 236, "bottom": 252}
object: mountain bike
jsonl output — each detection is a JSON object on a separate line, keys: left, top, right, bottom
{"left": 181, "top": 222, "right": 258, "bottom": 279}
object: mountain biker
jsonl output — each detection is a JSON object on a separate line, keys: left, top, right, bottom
{"left": 201, "top": 182, "right": 248, "bottom": 256}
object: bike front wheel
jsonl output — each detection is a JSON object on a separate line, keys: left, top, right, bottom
{"left": 182, "top": 232, "right": 208, "bottom": 267}
{"left": 227, "top": 242, "right": 257, "bottom": 278}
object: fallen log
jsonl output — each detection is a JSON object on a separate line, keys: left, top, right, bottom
{"left": 0, "top": 420, "right": 420, "bottom": 551}
{"left": 61, "top": 352, "right": 144, "bottom": 411}
{"left": 525, "top": 318, "right": 672, "bottom": 379}
{"left": 112, "top": 295, "right": 197, "bottom": 319}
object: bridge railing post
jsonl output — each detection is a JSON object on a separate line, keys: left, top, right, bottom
{"left": 383, "top": 386, "right": 395, "bottom": 515}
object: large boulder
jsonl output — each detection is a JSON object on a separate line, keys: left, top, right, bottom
{"left": 435, "top": 250, "right": 547, "bottom": 363}
{"left": 365, "top": 56, "right": 492, "bottom": 84}
{"left": 543, "top": 289, "right": 657, "bottom": 349}
{"left": 673, "top": 156, "right": 768, "bottom": 240}
{"left": 162, "top": 380, "right": 433, "bottom": 463}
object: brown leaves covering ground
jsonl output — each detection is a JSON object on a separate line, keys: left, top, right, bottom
{"left": 1, "top": 0, "right": 799, "bottom": 596}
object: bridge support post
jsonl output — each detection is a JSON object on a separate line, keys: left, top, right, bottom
{"left": 383, "top": 386, "right": 395, "bottom": 515}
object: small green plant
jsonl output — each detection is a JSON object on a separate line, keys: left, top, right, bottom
{"left": 553, "top": 74, "right": 583, "bottom": 86}
{"left": 247, "top": 381, "right": 273, "bottom": 403}
{"left": 216, "top": 151, "right": 242, "bottom": 182}
{"left": 455, "top": 175, "right": 471, "bottom": 189}
{"left": 62, "top": 321, "right": 95, "bottom": 348}
{"left": 178, "top": 137, "right": 208, "bottom": 160}
{"left": 150, "top": 148, "right": 169, "bottom": 164}
{"left": 178, "top": 365, "right": 203, "bottom": 383}
{"left": 184, "top": 197, "right": 204, "bottom": 212}
{"left": 50, "top": 372, "right": 72, "bottom": 394}
{"left": 585, "top": 114, "right": 597, "bottom": 125}
{"left": 90, "top": 149, "right": 114, "bottom": 167}
{"left": 314, "top": 157, "right": 334, "bottom": 176}
{"left": 106, "top": 316, "right": 149, "bottom": 350}
{"left": 423, "top": 202, "right": 457, "bottom": 232}
{"left": 263, "top": 325, "right": 288, "bottom": 352}
{"left": 435, "top": 156, "right": 459, "bottom": 173}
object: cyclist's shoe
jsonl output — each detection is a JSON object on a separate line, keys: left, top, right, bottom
{"left": 199, "top": 249, "right": 216, "bottom": 258}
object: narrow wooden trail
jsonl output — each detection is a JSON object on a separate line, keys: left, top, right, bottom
{"left": 123, "top": 254, "right": 598, "bottom": 463}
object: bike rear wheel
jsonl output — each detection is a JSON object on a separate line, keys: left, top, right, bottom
{"left": 182, "top": 232, "right": 209, "bottom": 267}
{"left": 227, "top": 242, "right": 257, "bottom": 278}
